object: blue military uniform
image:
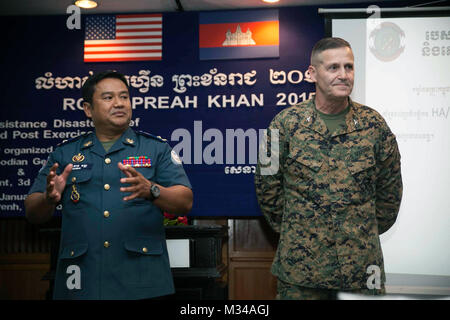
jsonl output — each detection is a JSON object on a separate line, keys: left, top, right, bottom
{"left": 28, "top": 128, "right": 192, "bottom": 299}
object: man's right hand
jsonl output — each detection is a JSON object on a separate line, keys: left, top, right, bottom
{"left": 44, "top": 163, "right": 73, "bottom": 205}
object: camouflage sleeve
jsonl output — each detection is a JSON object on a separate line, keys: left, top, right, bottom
{"left": 254, "top": 116, "right": 286, "bottom": 233}
{"left": 376, "top": 131, "right": 403, "bottom": 234}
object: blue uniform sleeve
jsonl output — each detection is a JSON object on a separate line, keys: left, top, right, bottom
{"left": 28, "top": 149, "right": 62, "bottom": 195}
{"left": 154, "top": 143, "right": 192, "bottom": 189}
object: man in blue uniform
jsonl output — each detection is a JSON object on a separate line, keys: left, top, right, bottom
{"left": 25, "top": 70, "right": 193, "bottom": 299}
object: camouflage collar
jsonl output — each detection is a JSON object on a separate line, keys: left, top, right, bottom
{"left": 344, "top": 98, "right": 366, "bottom": 133}
{"left": 297, "top": 97, "right": 327, "bottom": 136}
{"left": 298, "top": 97, "right": 367, "bottom": 137}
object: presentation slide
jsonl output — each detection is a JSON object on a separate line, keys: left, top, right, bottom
{"left": 333, "top": 16, "right": 450, "bottom": 278}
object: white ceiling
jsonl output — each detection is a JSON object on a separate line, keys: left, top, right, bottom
{"left": 0, "top": 0, "right": 423, "bottom": 16}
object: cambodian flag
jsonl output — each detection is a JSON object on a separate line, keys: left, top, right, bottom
{"left": 199, "top": 9, "right": 279, "bottom": 60}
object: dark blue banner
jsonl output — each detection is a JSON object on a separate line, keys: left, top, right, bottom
{"left": 0, "top": 7, "right": 323, "bottom": 217}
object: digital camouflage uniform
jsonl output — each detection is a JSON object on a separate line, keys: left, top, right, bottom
{"left": 276, "top": 278, "right": 382, "bottom": 300}
{"left": 254, "top": 97, "right": 402, "bottom": 298}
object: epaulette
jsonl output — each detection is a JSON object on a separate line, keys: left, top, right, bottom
{"left": 56, "top": 131, "right": 92, "bottom": 147}
{"left": 136, "top": 130, "right": 167, "bottom": 142}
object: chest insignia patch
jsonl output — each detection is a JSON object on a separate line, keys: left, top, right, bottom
{"left": 72, "top": 153, "right": 85, "bottom": 163}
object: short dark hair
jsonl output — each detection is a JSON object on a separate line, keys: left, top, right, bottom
{"left": 82, "top": 70, "right": 129, "bottom": 104}
{"left": 311, "top": 37, "right": 352, "bottom": 65}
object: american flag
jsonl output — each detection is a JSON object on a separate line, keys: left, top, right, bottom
{"left": 84, "top": 14, "right": 162, "bottom": 62}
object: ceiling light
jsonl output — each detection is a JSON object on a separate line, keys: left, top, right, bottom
{"left": 262, "top": 0, "right": 280, "bottom": 3}
{"left": 74, "top": 0, "right": 98, "bottom": 9}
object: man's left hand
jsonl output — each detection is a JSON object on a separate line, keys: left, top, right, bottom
{"left": 118, "top": 162, "right": 152, "bottom": 201}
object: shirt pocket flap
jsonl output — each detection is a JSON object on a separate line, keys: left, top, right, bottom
{"left": 347, "top": 149, "right": 376, "bottom": 175}
{"left": 68, "top": 169, "right": 92, "bottom": 184}
{"left": 288, "top": 147, "right": 323, "bottom": 172}
{"left": 134, "top": 167, "right": 155, "bottom": 180}
{"left": 59, "top": 243, "right": 88, "bottom": 259}
{"left": 124, "top": 238, "right": 163, "bottom": 255}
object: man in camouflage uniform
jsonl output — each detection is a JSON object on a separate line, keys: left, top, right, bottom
{"left": 254, "top": 38, "right": 402, "bottom": 300}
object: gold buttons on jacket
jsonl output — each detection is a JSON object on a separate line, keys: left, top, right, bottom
{"left": 105, "top": 158, "right": 111, "bottom": 164}
{"left": 70, "top": 251, "right": 74, "bottom": 256}
{"left": 71, "top": 177, "right": 76, "bottom": 183}
{"left": 104, "top": 184, "right": 110, "bottom": 191}
{"left": 104, "top": 241, "right": 110, "bottom": 248}
{"left": 142, "top": 247, "right": 148, "bottom": 253}
{"left": 103, "top": 210, "right": 110, "bottom": 218}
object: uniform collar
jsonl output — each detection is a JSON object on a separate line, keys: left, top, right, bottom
{"left": 337, "top": 97, "right": 366, "bottom": 137}
{"left": 119, "top": 127, "right": 137, "bottom": 147}
{"left": 298, "top": 97, "right": 328, "bottom": 136}
{"left": 81, "top": 127, "right": 136, "bottom": 156}
{"left": 299, "top": 96, "right": 366, "bottom": 137}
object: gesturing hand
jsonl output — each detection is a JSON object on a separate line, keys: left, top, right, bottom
{"left": 118, "top": 162, "right": 152, "bottom": 201}
{"left": 45, "top": 163, "right": 73, "bottom": 205}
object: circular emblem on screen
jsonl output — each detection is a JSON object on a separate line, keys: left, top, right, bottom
{"left": 369, "top": 22, "right": 405, "bottom": 62}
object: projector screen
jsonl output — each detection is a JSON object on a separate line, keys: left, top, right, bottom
{"left": 332, "top": 14, "right": 450, "bottom": 283}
